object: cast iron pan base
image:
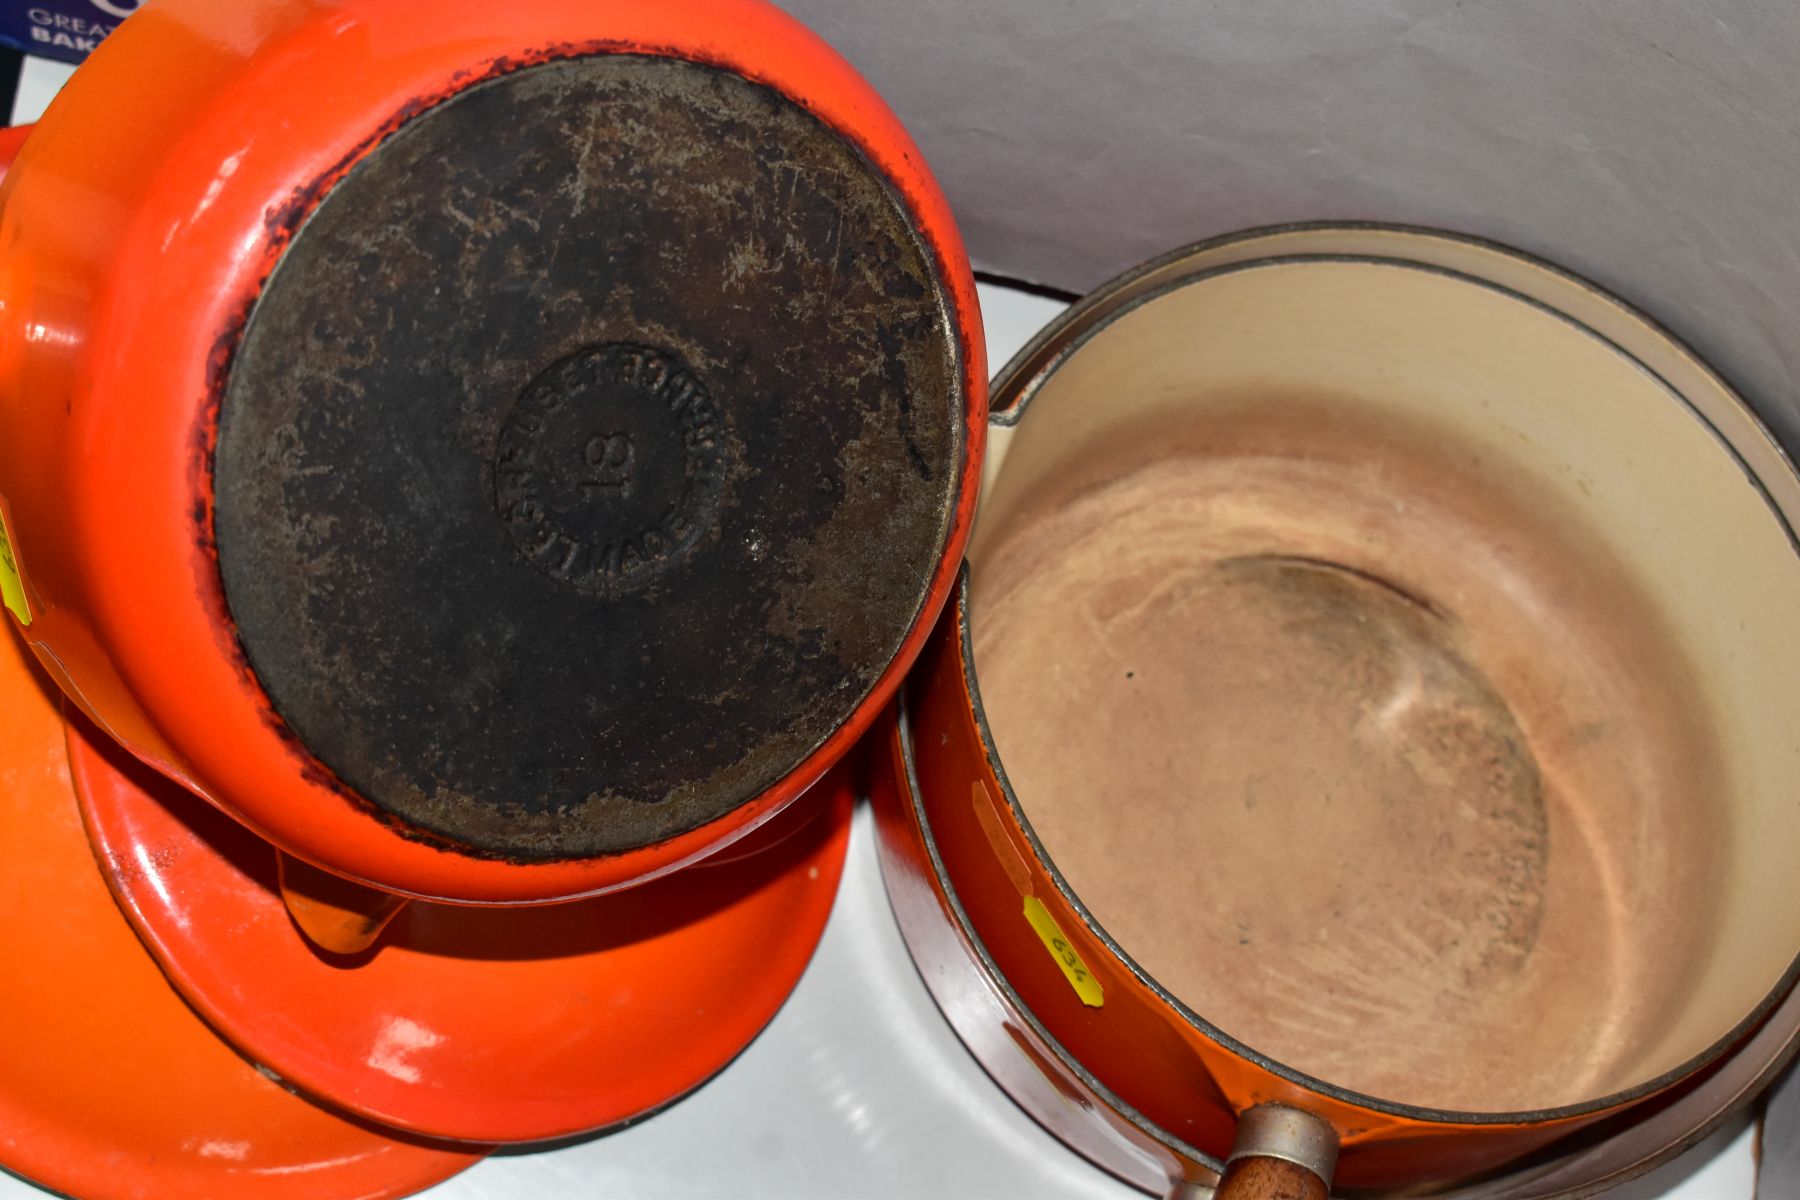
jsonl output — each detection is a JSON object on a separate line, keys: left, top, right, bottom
{"left": 214, "top": 51, "right": 960, "bottom": 860}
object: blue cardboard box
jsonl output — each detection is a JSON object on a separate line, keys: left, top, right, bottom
{"left": 1, "top": 0, "right": 131, "bottom": 64}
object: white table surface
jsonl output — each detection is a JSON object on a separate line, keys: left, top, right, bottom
{"left": 3, "top": 56, "right": 1768, "bottom": 1200}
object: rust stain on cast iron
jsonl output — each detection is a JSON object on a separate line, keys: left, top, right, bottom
{"left": 212, "top": 53, "right": 961, "bottom": 860}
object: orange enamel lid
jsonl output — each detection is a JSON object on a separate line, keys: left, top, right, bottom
{"left": 69, "top": 714, "right": 854, "bottom": 1144}
{"left": 0, "top": 622, "right": 485, "bottom": 1199}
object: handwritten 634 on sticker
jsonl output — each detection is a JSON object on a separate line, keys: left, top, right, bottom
{"left": 1023, "top": 895, "right": 1104, "bottom": 1008}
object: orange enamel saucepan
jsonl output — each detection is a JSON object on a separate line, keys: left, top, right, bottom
{"left": 875, "top": 225, "right": 1800, "bottom": 1196}
{"left": 0, "top": 0, "right": 984, "bottom": 930}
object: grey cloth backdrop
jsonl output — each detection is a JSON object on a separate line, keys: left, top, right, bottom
{"left": 775, "top": 1, "right": 1800, "bottom": 450}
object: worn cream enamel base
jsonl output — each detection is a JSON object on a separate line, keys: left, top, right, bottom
{"left": 969, "top": 229, "right": 1800, "bottom": 1116}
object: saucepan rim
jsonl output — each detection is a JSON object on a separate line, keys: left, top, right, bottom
{"left": 950, "top": 220, "right": 1800, "bottom": 1126}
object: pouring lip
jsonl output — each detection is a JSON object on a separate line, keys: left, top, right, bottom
{"left": 950, "top": 220, "right": 1800, "bottom": 1128}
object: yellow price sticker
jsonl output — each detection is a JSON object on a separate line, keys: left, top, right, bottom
{"left": 1023, "top": 895, "right": 1103, "bottom": 1008}
{"left": 0, "top": 512, "right": 27, "bottom": 625}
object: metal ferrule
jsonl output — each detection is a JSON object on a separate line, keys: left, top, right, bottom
{"left": 1225, "top": 1104, "right": 1340, "bottom": 1186}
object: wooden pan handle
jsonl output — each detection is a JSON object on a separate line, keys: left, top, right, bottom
{"left": 1214, "top": 1154, "right": 1329, "bottom": 1200}
{"left": 1211, "top": 1104, "right": 1338, "bottom": 1200}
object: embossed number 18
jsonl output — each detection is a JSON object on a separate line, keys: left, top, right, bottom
{"left": 584, "top": 433, "right": 635, "bottom": 496}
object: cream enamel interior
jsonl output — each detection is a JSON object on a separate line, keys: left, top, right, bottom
{"left": 968, "top": 235, "right": 1800, "bottom": 1113}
